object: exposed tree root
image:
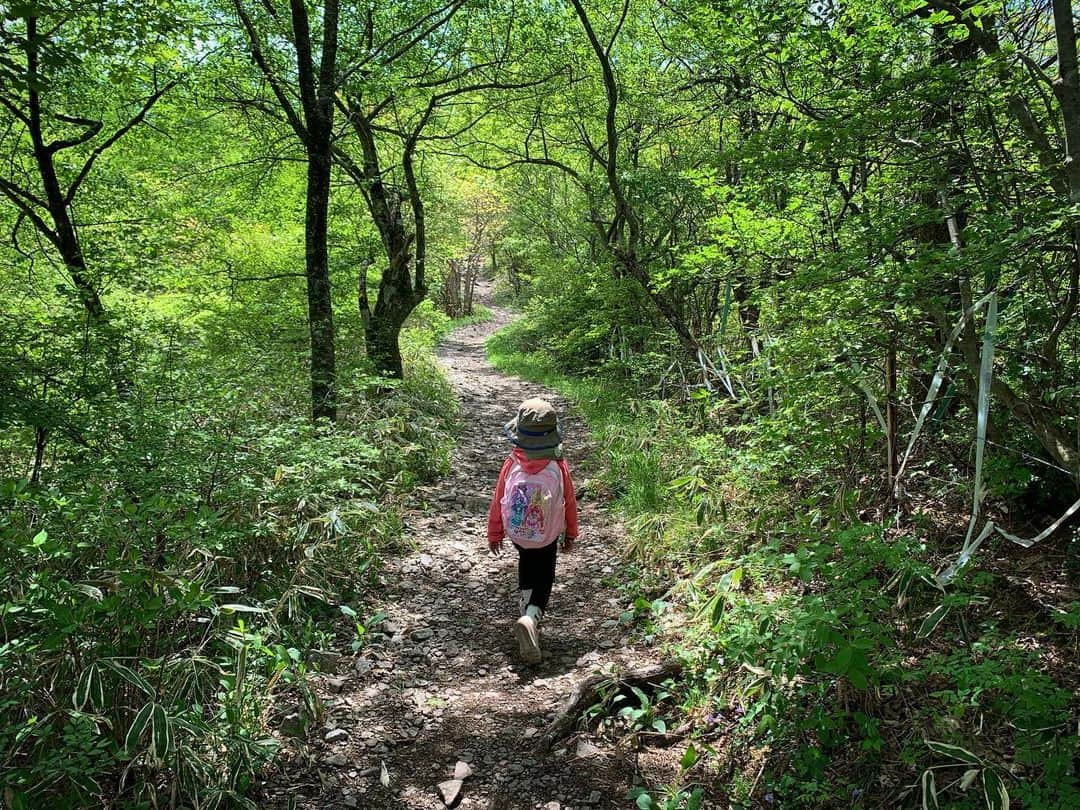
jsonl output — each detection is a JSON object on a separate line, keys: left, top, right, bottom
{"left": 535, "top": 660, "right": 684, "bottom": 751}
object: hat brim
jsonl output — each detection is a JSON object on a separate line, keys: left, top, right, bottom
{"left": 503, "top": 417, "right": 563, "bottom": 459}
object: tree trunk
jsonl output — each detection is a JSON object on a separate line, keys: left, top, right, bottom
{"left": 363, "top": 245, "right": 423, "bottom": 379}
{"left": 1048, "top": 0, "right": 1080, "bottom": 359}
{"left": 1052, "top": 0, "right": 1080, "bottom": 205}
{"left": 337, "top": 101, "right": 428, "bottom": 378}
{"left": 364, "top": 316, "right": 404, "bottom": 380}
{"left": 366, "top": 272, "right": 413, "bottom": 378}
{"left": 733, "top": 272, "right": 760, "bottom": 361}
{"left": 885, "top": 328, "right": 899, "bottom": 497}
{"left": 289, "top": 0, "right": 339, "bottom": 421}
{"left": 305, "top": 143, "right": 337, "bottom": 420}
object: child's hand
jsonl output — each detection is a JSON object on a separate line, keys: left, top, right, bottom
{"left": 488, "top": 537, "right": 504, "bottom": 555}
{"left": 562, "top": 535, "right": 576, "bottom": 553}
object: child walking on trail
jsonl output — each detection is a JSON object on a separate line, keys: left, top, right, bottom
{"left": 487, "top": 397, "right": 579, "bottom": 664}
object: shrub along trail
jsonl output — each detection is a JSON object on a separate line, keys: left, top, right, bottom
{"left": 260, "top": 293, "right": 667, "bottom": 809}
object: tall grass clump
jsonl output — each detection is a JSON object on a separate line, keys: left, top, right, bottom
{"left": 0, "top": 302, "right": 475, "bottom": 808}
{"left": 487, "top": 306, "right": 1079, "bottom": 808}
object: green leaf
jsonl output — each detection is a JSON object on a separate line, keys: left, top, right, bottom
{"left": 636, "top": 793, "right": 655, "bottom": 810}
{"left": 834, "top": 645, "right": 853, "bottom": 674}
{"left": 706, "top": 593, "right": 725, "bottom": 625}
{"left": 724, "top": 567, "right": 743, "bottom": 591}
{"left": 99, "top": 659, "right": 153, "bottom": 696}
{"left": 982, "top": 769, "right": 1009, "bottom": 810}
{"left": 921, "top": 769, "right": 939, "bottom": 809}
{"left": 235, "top": 643, "right": 248, "bottom": 705}
{"left": 73, "top": 664, "right": 98, "bottom": 711}
{"left": 73, "top": 583, "right": 104, "bottom": 601}
{"left": 917, "top": 605, "right": 951, "bottom": 638}
{"left": 925, "top": 740, "right": 982, "bottom": 765}
{"left": 3, "top": 787, "right": 28, "bottom": 810}
{"left": 680, "top": 743, "right": 699, "bottom": 771}
{"left": 89, "top": 664, "right": 105, "bottom": 709}
{"left": 847, "top": 665, "right": 869, "bottom": 690}
{"left": 125, "top": 702, "right": 154, "bottom": 754}
{"left": 150, "top": 703, "right": 171, "bottom": 760}
{"left": 220, "top": 603, "right": 268, "bottom": 613}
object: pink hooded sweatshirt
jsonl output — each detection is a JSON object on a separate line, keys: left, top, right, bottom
{"left": 487, "top": 448, "right": 579, "bottom": 547}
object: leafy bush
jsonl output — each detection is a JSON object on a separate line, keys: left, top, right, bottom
{"left": 0, "top": 306, "right": 464, "bottom": 807}
{"left": 492, "top": 320, "right": 1079, "bottom": 808}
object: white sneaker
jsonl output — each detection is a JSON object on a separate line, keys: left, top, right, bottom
{"left": 514, "top": 609, "right": 542, "bottom": 663}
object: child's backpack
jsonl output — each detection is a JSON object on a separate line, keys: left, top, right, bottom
{"left": 500, "top": 459, "right": 565, "bottom": 546}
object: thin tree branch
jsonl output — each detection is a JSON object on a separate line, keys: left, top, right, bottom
{"left": 233, "top": 0, "right": 307, "bottom": 142}
{"left": 65, "top": 80, "right": 178, "bottom": 204}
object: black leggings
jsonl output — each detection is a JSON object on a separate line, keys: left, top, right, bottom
{"left": 514, "top": 540, "right": 558, "bottom": 611}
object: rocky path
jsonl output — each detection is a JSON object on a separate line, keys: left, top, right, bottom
{"left": 262, "top": 297, "right": 663, "bottom": 809}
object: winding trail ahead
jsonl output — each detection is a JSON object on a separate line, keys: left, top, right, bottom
{"left": 262, "top": 292, "right": 662, "bottom": 809}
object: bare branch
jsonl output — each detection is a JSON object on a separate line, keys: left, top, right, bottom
{"left": 0, "top": 176, "right": 58, "bottom": 247}
{"left": 233, "top": 0, "right": 307, "bottom": 142}
{"left": 65, "top": 79, "right": 179, "bottom": 204}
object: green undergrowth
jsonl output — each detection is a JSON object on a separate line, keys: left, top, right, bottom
{"left": 487, "top": 320, "right": 1079, "bottom": 810}
{"left": 0, "top": 301, "right": 485, "bottom": 809}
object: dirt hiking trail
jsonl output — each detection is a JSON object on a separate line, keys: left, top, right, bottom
{"left": 261, "top": 290, "right": 665, "bottom": 809}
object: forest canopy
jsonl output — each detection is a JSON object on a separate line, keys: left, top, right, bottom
{"left": 1, "top": 0, "right": 1077, "bottom": 807}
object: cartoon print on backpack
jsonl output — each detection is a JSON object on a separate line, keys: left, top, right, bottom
{"left": 507, "top": 482, "right": 532, "bottom": 538}
{"left": 523, "top": 488, "right": 545, "bottom": 535}
{"left": 508, "top": 481, "right": 547, "bottom": 541}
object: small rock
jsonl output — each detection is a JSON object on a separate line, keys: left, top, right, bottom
{"left": 543, "top": 803, "right": 561, "bottom": 810}
{"left": 343, "top": 795, "right": 358, "bottom": 808}
{"left": 453, "top": 760, "right": 473, "bottom": 780}
{"left": 323, "top": 753, "right": 348, "bottom": 767}
{"left": 326, "top": 676, "right": 348, "bottom": 692}
{"left": 381, "top": 619, "right": 401, "bottom": 634}
{"left": 575, "top": 740, "right": 601, "bottom": 759}
{"left": 437, "top": 778, "right": 463, "bottom": 806}
{"left": 588, "top": 790, "right": 602, "bottom": 803}
{"left": 575, "top": 651, "right": 601, "bottom": 667}
{"left": 309, "top": 649, "right": 342, "bottom": 673}
{"left": 279, "top": 712, "right": 306, "bottom": 737}
{"left": 324, "top": 728, "right": 348, "bottom": 743}
{"left": 411, "top": 627, "right": 434, "bottom": 641}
